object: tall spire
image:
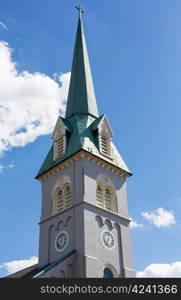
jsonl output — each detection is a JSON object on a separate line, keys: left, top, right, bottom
{"left": 65, "top": 8, "right": 99, "bottom": 119}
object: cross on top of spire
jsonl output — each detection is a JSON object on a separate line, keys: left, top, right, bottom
{"left": 65, "top": 4, "right": 98, "bottom": 119}
{"left": 75, "top": 5, "right": 84, "bottom": 18}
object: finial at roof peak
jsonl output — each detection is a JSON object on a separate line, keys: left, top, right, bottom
{"left": 65, "top": 6, "right": 99, "bottom": 119}
{"left": 75, "top": 5, "right": 84, "bottom": 18}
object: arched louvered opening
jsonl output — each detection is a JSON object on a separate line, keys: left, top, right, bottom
{"left": 100, "top": 135, "right": 110, "bottom": 156}
{"left": 64, "top": 183, "right": 71, "bottom": 209}
{"left": 56, "top": 189, "right": 64, "bottom": 213}
{"left": 96, "top": 185, "right": 103, "bottom": 207}
{"left": 96, "top": 175, "right": 117, "bottom": 213}
{"left": 105, "top": 188, "right": 112, "bottom": 211}
{"left": 52, "top": 182, "right": 72, "bottom": 215}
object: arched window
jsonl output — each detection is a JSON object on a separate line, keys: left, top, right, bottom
{"left": 52, "top": 183, "right": 72, "bottom": 215}
{"left": 96, "top": 175, "right": 117, "bottom": 213}
{"left": 103, "top": 267, "right": 114, "bottom": 278}
{"left": 96, "top": 185, "right": 104, "bottom": 207}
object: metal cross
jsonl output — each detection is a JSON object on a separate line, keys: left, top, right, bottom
{"left": 75, "top": 5, "right": 84, "bottom": 18}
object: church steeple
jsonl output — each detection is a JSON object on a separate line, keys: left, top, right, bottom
{"left": 36, "top": 8, "right": 131, "bottom": 179}
{"left": 65, "top": 9, "right": 99, "bottom": 119}
{"left": 7, "top": 8, "right": 135, "bottom": 279}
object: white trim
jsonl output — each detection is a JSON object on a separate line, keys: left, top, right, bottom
{"left": 52, "top": 117, "right": 70, "bottom": 140}
{"left": 96, "top": 115, "right": 113, "bottom": 137}
{"left": 37, "top": 150, "right": 131, "bottom": 181}
{"left": 39, "top": 201, "right": 131, "bottom": 225}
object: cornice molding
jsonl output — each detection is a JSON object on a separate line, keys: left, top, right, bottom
{"left": 37, "top": 150, "right": 131, "bottom": 181}
{"left": 39, "top": 200, "right": 131, "bottom": 225}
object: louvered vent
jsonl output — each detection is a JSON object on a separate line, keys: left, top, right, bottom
{"left": 56, "top": 189, "right": 64, "bottom": 213}
{"left": 64, "top": 183, "right": 71, "bottom": 209}
{"left": 96, "top": 185, "right": 103, "bottom": 207}
{"left": 100, "top": 135, "right": 110, "bottom": 156}
{"left": 105, "top": 189, "right": 112, "bottom": 211}
{"left": 57, "top": 137, "right": 65, "bottom": 158}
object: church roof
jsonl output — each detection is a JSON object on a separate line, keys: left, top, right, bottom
{"left": 65, "top": 15, "right": 99, "bottom": 118}
{"left": 36, "top": 114, "right": 131, "bottom": 177}
{"left": 21, "top": 249, "right": 76, "bottom": 278}
{"left": 36, "top": 13, "right": 131, "bottom": 178}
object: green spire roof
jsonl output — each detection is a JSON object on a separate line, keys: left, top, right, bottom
{"left": 36, "top": 12, "right": 131, "bottom": 179}
{"left": 65, "top": 15, "right": 99, "bottom": 118}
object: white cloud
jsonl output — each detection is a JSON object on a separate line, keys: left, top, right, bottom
{"left": 0, "top": 163, "right": 14, "bottom": 173}
{"left": 129, "top": 218, "right": 143, "bottom": 229}
{"left": 142, "top": 207, "right": 176, "bottom": 228}
{"left": 0, "top": 22, "right": 7, "bottom": 30}
{"left": 137, "top": 261, "right": 181, "bottom": 278}
{"left": 0, "top": 41, "right": 70, "bottom": 160}
{"left": 0, "top": 256, "right": 38, "bottom": 275}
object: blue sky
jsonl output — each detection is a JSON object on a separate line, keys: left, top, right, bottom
{"left": 0, "top": 0, "right": 181, "bottom": 277}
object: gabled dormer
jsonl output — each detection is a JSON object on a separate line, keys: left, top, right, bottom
{"left": 92, "top": 115, "right": 113, "bottom": 158}
{"left": 52, "top": 117, "right": 71, "bottom": 161}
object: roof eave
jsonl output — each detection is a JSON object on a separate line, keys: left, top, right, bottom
{"left": 35, "top": 149, "right": 132, "bottom": 180}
